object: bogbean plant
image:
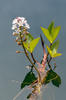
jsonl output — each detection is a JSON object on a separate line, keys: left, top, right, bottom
{"left": 12, "top": 17, "right": 62, "bottom": 99}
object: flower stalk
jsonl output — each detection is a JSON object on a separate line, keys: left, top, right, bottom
{"left": 19, "top": 33, "right": 41, "bottom": 82}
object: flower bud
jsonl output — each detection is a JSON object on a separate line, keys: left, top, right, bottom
{"left": 12, "top": 32, "right": 18, "bottom": 36}
{"left": 17, "top": 42, "right": 21, "bottom": 45}
{"left": 16, "top": 51, "right": 24, "bottom": 53}
{"left": 16, "top": 37, "right": 19, "bottom": 42}
{"left": 16, "top": 51, "right": 21, "bottom": 53}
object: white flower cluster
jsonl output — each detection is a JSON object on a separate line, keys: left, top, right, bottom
{"left": 12, "top": 17, "right": 30, "bottom": 32}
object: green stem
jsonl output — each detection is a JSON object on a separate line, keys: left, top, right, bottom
{"left": 31, "top": 53, "right": 36, "bottom": 64}
{"left": 20, "top": 33, "right": 41, "bottom": 82}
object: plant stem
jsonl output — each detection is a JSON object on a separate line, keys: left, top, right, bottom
{"left": 20, "top": 33, "right": 41, "bottom": 82}
{"left": 31, "top": 53, "right": 36, "bottom": 64}
{"left": 46, "top": 43, "right": 52, "bottom": 69}
{"left": 47, "top": 57, "right": 52, "bottom": 70}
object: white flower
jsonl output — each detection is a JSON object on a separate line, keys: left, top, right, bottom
{"left": 12, "top": 24, "right": 17, "bottom": 30}
{"left": 12, "top": 18, "right": 17, "bottom": 24}
{"left": 25, "top": 23, "right": 30, "bottom": 29}
{"left": 12, "top": 17, "right": 30, "bottom": 31}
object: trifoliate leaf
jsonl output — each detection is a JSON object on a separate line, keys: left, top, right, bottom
{"left": 21, "top": 71, "right": 37, "bottom": 89}
{"left": 41, "top": 22, "right": 61, "bottom": 43}
{"left": 24, "top": 37, "right": 40, "bottom": 53}
{"left": 46, "top": 40, "right": 62, "bottom": 58}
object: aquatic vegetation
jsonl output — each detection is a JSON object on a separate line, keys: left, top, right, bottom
{"left": 12, "top": 17, "right": 62, "bottom": 100}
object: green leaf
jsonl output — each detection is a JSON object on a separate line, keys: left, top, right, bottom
{"left": 21, "top": 71, "right": 37, "bottom": 89}
{"left": 30, "top": 37, "right": 40, "bottom": 52}
{"left": 41, "top": 22, "right": 61, "bottom": 43}
{"left": 44, "top": 70, "right": 57, "bottom": 84}
{"left": 44, "top": 70, "right": 61, "bottom": 87}
{"left": 46, "top": 40, "right": 62, "bottom": 58}
{"left": 51, "top": 40, "right": 59, "bottom": 51}
{"left": 51, "top": 26, "right": 61, "bottom": 43}
{"left": 41, "top": 27, "right": 52, "bottom": 43}
{"left": 48, "top": 21, "right": 54, "bottom": 33}
{"left": 25, "top": 33, "right": 34, "bottom": 44}
{"left": 52, "top": 75, "right": 61, "bottom": 87}
{"left": 24, "top": 37, "right": 40, "bottom": 53}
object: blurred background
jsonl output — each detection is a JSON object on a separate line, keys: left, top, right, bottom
{"left": 0, "top": 0, "right": 66, "bottom": 100}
